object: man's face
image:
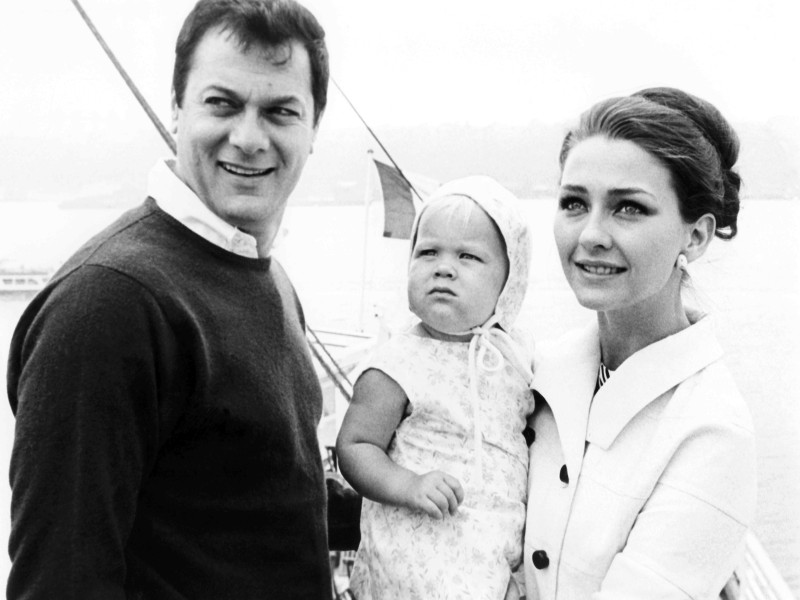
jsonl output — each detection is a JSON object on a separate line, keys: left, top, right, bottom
{"left": 172, "top": 27, "right": 318, "bottom": 246}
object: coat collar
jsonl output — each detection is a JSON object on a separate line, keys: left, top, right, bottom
{"left": 533, "top": 316, "right": 724, "bottom": 470}
{"left": 588, "top": 316, "right": 723, "bottom": 448}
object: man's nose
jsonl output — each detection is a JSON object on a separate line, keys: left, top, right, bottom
{"left": 229, "top": 110, "right": 269, "bottom": 155}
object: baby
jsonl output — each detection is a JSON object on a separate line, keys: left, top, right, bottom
{"left": 336, "top": 176, "right": 535, "bottom": 599}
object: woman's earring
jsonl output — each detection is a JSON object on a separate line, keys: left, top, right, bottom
{"left": 676, "top": 253, "right": 688, "bottom": 271}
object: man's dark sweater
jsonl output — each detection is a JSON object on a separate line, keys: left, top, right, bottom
{"left": 7, "top": 199, "right": 331, "bottom": 599}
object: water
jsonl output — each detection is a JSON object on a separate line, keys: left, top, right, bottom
{"left": 1, "top": 199, "right": 798, "bottom": 595}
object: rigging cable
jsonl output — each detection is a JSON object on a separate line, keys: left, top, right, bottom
{"left": 69, "top": 0, "right": 176, "bottom": 155}
{"left": 307, "top": 327, "right": 354, "bottom": 388}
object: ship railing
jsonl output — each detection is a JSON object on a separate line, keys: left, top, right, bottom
{"left": 722, "top": 531, "right": 795, "bottom": 600}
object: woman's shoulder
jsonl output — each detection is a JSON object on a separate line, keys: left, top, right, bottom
{"left": 672, "top": 357, "right": 755, "bottom": 434}
{"left": 659, "top": 315, "right": 753, "bottom": 431}
{"left": 660, "top": 358, "right": 757, "bottom": 526}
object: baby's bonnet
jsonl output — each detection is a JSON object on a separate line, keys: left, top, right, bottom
{"left": 411, "top": 176, "right": 533, "bottom": 382}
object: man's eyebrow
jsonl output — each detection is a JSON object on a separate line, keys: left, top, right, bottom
{"left": 265, "top": 94, "right": 306, "bottom": 105}
{"left": 202, "top": 84, "right": 238, "bottom": 97}
{"left": 203, "top": 86, "right": 306, "bottom": 106}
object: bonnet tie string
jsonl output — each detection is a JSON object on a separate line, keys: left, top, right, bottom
{"left": 459, "top": 314, "right": 534, "bottom": 482}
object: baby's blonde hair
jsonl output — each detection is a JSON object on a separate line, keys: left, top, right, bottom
{"left": 412, "top": 195, "right": 507, "bottom": 257}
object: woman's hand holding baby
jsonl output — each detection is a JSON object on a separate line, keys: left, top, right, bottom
{"left": 402, "top": 470, "right": 464, "bottom": 519}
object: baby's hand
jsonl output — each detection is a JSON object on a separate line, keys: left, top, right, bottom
{"left": 403, "top": 471, "right": 464, "bottom": 519}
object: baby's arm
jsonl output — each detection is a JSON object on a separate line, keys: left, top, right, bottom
{"left": 336, "top": 368, "right": 464, "bottom": 519}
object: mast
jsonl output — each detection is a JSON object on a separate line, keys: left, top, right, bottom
{"left": 358, "top": 149, "right": 375, "bottom": 332}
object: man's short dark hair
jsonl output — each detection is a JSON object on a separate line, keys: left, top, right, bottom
{"left": 173, "top": 0, "right": 329, "bottom": 125}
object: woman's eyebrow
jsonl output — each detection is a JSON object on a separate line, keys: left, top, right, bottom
{"left": 560, "top": 183, "right": 654, "bottom": 198}
{"left": 559, "top": 184, "right": 587, "bottom": 193}
{"left": 607, "top": 187, "right": 656, "bottom": 199}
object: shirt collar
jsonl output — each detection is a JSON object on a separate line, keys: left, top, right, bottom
{"left": 147, "top": 158, "right": 259, "bottom": 259}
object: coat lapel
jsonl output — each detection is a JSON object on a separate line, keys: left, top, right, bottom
{"left": 531, "top": 321, "right": 599, "bottom": 483}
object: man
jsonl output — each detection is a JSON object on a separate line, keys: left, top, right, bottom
{"left": 7, "top": 1, "right": 334, "bottom": 597}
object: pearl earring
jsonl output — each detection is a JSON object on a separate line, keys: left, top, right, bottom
{"left": 676, "top": 253, "right": 688, "bottom": 271}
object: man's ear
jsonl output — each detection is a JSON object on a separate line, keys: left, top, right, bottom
{"left": 310, "top": 111, "right": 323, "bottom": 155}
{"left": 684, "top": 213, "right": 716, "bottom": 263}
{"left": 170, "top": 89, "right": 179, "bottom": 134}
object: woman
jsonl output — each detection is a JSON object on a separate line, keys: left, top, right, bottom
{"left": 523, "top": 87, "right": 757, "bottom": 599}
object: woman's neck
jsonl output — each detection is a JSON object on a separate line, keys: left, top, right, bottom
{"left": 597, "top": 294, "right": 691, "bottom": 371}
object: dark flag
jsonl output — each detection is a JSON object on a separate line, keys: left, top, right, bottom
{"left": 373, "top": 159, "right": 416, "bottom": 239}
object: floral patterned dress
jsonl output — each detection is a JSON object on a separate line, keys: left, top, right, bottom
{"left": 349, "top": 331, "right": 535, "bottom": 600}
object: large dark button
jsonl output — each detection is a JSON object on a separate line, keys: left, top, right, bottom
{"left": 559, "top": 464, "right": 569, "bottom": 485}
{"left": 523, "top": 427, "right": 536, "bottom": 446}
{"left": 531, "top": 549, "right": 549, "bottom": 569}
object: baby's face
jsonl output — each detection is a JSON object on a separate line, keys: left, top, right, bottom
{"left": 408, "top": 200, "right": 509, "bottom": 340}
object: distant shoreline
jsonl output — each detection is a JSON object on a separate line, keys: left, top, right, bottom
{"left": 1, "top": 194, "right": 797, "bottom": 209}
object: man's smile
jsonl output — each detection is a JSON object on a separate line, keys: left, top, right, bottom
{"left": 219, "top": 161, "right": 274, "bottom": 177}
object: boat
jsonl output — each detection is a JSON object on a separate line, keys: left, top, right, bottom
{"left": 722, "top": 532, "right": 796, "bottom": 600}
{"left": 0, "top": 270, "right": 50, "bottom": 295}
{"left": 61, "top": 3, "right": 798, "bottom": 598}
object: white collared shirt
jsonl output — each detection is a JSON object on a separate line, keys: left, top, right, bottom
{"left": 147, "top": 159, "right": 259, "bottom": 259}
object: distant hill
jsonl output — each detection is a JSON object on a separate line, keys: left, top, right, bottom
{"left": 294, "top": 121, "right": 567, "bottom": 204}
{"left": 2, "top": 118, "right": 798, "bottom": 207}
{"left": 300, "top": 119, "right": 800, "bottom": 204}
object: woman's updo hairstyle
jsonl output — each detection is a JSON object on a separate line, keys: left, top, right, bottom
{"left": 559, "top": 87, "right": 741, "bottom": 240}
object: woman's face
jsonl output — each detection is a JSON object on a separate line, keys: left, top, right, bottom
{"left": 554, "top": 136, "right": 693, "bottom": 316}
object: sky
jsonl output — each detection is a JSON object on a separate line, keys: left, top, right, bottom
{"left": 2, "top": 0, "right": 798, "bottom": 144}
{"left": 1, "top": 0, "right": 798, "bottom": 205}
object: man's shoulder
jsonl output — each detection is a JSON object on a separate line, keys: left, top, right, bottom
{"left": 57, "top": 199, "right": 158, "bottom": 264}
{"left": 56, "top": 198, "right": 195, "bottom": 281}
{"left": 27, "top": 199, "right": 199, "bottom": 313}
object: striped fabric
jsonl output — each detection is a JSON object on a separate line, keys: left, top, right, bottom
{"left": 595, "top": 362, "right": 613, "bottom": 394}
